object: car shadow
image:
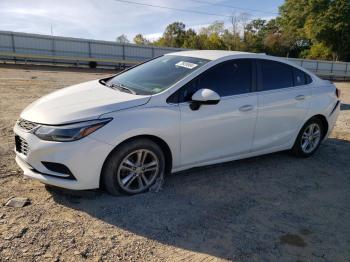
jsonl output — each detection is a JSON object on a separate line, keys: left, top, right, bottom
{"left": 48, "top": 138, "right": 350, "bottom": 260}
{"left": 340, "top": 103, "right": 350, "bottom": 111}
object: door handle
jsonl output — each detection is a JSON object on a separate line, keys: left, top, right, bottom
{"left": 295, "top": 95, "right": 306, "bottom": 101}
{"left": 239, "top": 105, "right": 254, "bottom": 112}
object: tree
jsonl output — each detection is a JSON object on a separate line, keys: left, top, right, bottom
{"left": 279, "top": 0, "right": 350, "bottom": 60}
{"left": 246, "top": 19, "right": 267, "bottom": 34}
{"left": 133, "top": 34, "right": 150, "bottom": 45}
{"left": 125, "top": 0, "right": 350, "bottom": 61}
{"left": 161, "top": 22, "right": 186, "bottom": 48}
{"left": 240, "top": 12, "right": 252, "bottom": 43}
{"left": 263, "top": 31, "right": 293, "bottom": 56}
{"left": 301, "top": 42, "right": 333, "bottom": 60}
{"left": 262, "top": 18, "right": 291, "bottom": 56}
{"left": 230, "top": 13, "right": 241, "bottom": 50}
{"left": 306, "top": 0, "right": 350, "bottom": 60}
{"left": 116, "top": 34, "right": 129, "bottom": 44}
{"left": 200, "top": 21, "right": 225, "bottom": 36}
{"left": 244, "top": 19, "right": 267, "bottom": 52}
{"left": 206, "top": 33, "right": 225, "bottom": 50}
{"left": 182, "top": 29, "right": 201, "bottom": 49}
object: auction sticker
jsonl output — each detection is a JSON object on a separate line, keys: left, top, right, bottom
{"left": 175, "top": 61, "right": 198, "bottom": 69}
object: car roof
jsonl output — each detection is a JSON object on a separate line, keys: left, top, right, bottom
{"left": 166, "top": 50, "right": 264, "bottom": 61}
{"left": 165, "top": 49, "right": 320, "bottom": 81}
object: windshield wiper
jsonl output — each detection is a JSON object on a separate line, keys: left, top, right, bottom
{"left": 99, "top": 79, "right": 108, "bottom": 86}
{"left": 107, "top": 82, "right": 136, "bottom": 95}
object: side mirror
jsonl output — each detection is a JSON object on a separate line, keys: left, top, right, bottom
{"left": 190, "top": 88, "right": 220, "bottom": 110}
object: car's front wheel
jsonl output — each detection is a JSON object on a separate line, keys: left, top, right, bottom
{"left": 292, "top": 118, "right": 324, "bottom": 157}
{"left": 102, "top": 138, "right": 165, "bottom": 195}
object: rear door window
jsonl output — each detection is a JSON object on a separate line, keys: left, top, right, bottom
{"left": 259, "top": 60, "right": 294, "bottom": 91}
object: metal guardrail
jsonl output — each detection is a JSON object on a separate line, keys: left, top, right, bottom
{"left": 287, "top": 58, "right": 350, "bottom": 81}
{"left": 0, "top": 30, "right": 349, "bottom": 80}
{"left": 0, "top": 51, "right": 139, "bottom": 65}
{"left": 0, "top": 31, "right": 184, "bottom": 68}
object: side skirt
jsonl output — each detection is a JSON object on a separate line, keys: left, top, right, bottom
{"left": 171, "top": 142, "right": 293, "bottom": 173}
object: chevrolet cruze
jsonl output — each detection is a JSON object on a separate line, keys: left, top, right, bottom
{"left": 14, "top": 50, "right": 340, "bottom": 195}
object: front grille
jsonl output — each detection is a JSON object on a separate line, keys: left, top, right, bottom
{"left": 17, "top": 118, "right": 38, "bottom": 132}
{"left": 15, "top": 135, "right": 29, "bottom": 156}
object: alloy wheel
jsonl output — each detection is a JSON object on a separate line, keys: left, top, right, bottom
{"left": 301, "top": 123, "right": 321, "bottom": 154}
{"left": 117, "top": 149, "right": 159, "bottom": 194}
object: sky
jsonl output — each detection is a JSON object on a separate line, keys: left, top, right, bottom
{"left": 0, "top": 0, "right": 284, "bottom": 42}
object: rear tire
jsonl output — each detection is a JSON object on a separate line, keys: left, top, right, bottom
{"left": 102, "top": 138, "right": 165, "bottom": 196}
{"left": 292, "top": 118, "right": 324, "bottom": 158}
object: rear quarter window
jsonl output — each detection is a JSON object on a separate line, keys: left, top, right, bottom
{"left": 293, "top": 68, "right": 306, "bottom": 86}
{"left": 305, "top": 73, "right": 313, "bottom": 84}
{"left": 294, "top": 68, "right": 313, "bottom": 86}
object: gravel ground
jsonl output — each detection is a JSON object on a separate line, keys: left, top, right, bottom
{"left": 0, "top": 65, "right": 349, "bottom": 262}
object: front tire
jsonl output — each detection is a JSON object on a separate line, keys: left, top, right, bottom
{"left": 102, "top": 138, "right": 165, "bottom": 195}
{"left": 292, "top": 118, "right": 324, "bottom": 157}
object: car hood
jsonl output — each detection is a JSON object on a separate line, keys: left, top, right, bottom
{"left": 21, "top": 80, "right": 151, "bottom": 125}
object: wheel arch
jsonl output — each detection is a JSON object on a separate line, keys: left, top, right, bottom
{"left": 301, "top": 114, "right": 329, "bottom": 140}
{"left": 99, "top": 134, "right": 173, "bottom": 188}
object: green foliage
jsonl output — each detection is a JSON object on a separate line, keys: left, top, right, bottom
{"left": 133, "top": 34, "right": 150, "bottom": 45}
{"left": 123, "top": 0, "right": 350, "bottom": 61}
{"left": 305, "top": 43, "right": 333, "bottom": 60}
{"left": 244, "top": 19, "right": 267, "bottom": 52}
{"left": 200, "top": 21, "right": 225, "bottom": 36}
{"left": 311, "top": 0, "right": 350, "bottom": 60}
{"left": 280, "top": 0, "right": 350, "bottom": 60}
{"left": 156, "top": 22, "right": 187, "bottom": 48}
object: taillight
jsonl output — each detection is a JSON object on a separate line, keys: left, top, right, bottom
{"left": 335, "top": 88, "right": 341, "bottom": 98}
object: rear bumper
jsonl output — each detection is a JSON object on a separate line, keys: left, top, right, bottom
{"left": 324, "top": 100, "right": 340, "bottom": 140}
{"left": 14, "top": 124, "right": 114, "bottom": 190}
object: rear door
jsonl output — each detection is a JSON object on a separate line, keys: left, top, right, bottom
{"left": 178, "top": 59, "right": 258, "bottom": 166}
{"left": 252, "top": 59, "right": 312, "bottom": 151}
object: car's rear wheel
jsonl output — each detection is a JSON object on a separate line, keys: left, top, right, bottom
{"left": 292, "top": 118, "right": 324, "bottom": 157}
{"left": 102, "top": 138, "right": 165, "bottom": 195}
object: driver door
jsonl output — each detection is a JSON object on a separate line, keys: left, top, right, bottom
{"left": 178, "top": 59, "right": 258, "bottom": 167}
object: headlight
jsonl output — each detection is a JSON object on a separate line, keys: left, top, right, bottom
{"left": 34, "top": 118, "right": 112, "bottom": 142}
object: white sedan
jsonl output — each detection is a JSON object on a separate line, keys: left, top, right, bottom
{"left": 14, "top": 50, "right": 340, "bottom": 195}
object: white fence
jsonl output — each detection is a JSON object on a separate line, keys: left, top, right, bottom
{"left": 0, "top": 31, "right": 349, "bottom": 80}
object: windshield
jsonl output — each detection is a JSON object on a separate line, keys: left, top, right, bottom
{"left": 107, "top": 55, "right": 209, "bottom": 95}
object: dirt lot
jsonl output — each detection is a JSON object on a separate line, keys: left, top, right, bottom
{"left": 0, "top": 65, "right": 349, "bottom": 262}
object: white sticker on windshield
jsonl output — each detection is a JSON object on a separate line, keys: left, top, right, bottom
{"left": 175, "top": 61, "right": 198, "bottom": 69}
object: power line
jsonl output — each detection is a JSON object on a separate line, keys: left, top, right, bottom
{"left": 113, "top": 0, "right": 232, "bottom": 18}
{"left": 189, "top": 0, "right": 279, "bottom": 15}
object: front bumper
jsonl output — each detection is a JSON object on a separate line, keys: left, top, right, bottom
{"left": 14, "top": 124, "right": 114, "bottom": 190}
